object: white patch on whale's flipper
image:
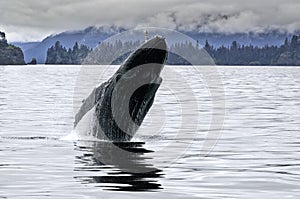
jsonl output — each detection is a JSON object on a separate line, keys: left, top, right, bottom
{"left": 61, "top": 106, "right": 102, "bottom": 141}
{"left": 75, "top": 106, "right": 96, "bottom": 136}
{"left": 60, "top": 129, "right": 80, "bottom": 141}
{"left": 70, "top": 105, "right": 100, "bottom": 141}
{"left": 74, "top": 88, "right": 97, "bottom": 127}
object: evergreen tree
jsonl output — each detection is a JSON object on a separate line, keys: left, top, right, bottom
{"left": 46, "top": 41, "right": 92, "bottom": 64}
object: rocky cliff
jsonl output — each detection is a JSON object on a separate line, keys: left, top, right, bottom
{"left": 0, "top": 31, "right": 26, "bottom": 65}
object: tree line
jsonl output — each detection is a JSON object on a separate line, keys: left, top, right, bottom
{"left": 204, "top": 35, "right": 300, "bottom": 65}
{"left": 46, "top": 41, "right": 92, "bottom": 64}
{"left": 46, "top": 35, "right": 300, "bottom": 65}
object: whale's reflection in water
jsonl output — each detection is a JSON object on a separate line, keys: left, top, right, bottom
{"left": 74, "top": 141, "right": 163, "bottom": 191}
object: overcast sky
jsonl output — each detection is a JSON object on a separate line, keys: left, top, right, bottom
{"left": 1, "top": 0, "right": 300, "bottom": 42}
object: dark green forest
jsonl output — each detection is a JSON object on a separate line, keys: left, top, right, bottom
{"left": 204, "top": 35, "right": 300, "bottom": 65}
{"left": 46, "top": 41, "right": 92, "bottom": 64}
{"left": 46, "top": 35, "right": 300, "bottom": 65}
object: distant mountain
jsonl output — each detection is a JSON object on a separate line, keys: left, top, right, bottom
{"left": 13, "top": 26, "right": 125, "bottom": 63}
{"left": 12, "top": 42, "right": 40, "bottom": 52}
{"left": 13, "top": 26, "right": 298, "bottom": 64}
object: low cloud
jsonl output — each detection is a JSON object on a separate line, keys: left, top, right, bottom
{"left": 1, "top": 0, "right": 300, "bottom": 41}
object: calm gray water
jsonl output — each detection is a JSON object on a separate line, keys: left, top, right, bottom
{"left": 0, "top": 65, "right": 300, "bottom": 199}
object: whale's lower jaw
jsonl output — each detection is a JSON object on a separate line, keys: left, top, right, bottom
{"left": 74, "top": 69, "right": 163, "bottom": 142}
{"left": 75, "top": 77, "right": 161, "bottom": 142}
{"left": 92, "top": 117, "right": 134, "bottom": 141}
{"left": 93, "top": 77, "right": 161, "bottom": 142}
{"left": 91, "top": 111, "right": 134, "bottom": 141}
{"left": 74, "top": 105, "right": 134, "bottom": 141}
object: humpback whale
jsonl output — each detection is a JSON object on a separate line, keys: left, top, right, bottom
{"left": 74, "top": 36, "right": 168, "bottom": 141}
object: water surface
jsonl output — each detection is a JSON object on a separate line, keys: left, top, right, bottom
{"left": 0, "top": 65, "right": 300, "bottom": 198}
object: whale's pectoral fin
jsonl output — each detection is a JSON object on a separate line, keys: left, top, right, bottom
{"left": 74, "top": 88, "right": 97, "bottom": 127}
{"left": 129, "top": 77, "right": 162, "bottom": 126}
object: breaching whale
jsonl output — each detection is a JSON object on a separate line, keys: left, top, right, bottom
{"left": 74, "top": 36, "right": 168, "bottom": 141}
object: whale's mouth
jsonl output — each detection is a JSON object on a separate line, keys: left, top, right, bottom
{"left": 145, "top": 37, "right": 168, "bottom": 64}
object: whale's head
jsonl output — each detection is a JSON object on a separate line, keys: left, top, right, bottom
{"left": 117, "top": 36, "right": 168, "bottom": 75}
{"left": 74, "top": 36, "right": 168, "bottom": 141}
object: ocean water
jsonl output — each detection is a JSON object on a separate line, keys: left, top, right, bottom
{"left": 0, "top": 65, "right": 300, "bottom": 199}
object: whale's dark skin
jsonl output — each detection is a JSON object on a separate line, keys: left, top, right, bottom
{"left": 74, "top": 36, "right": 168, "bottom": 141}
